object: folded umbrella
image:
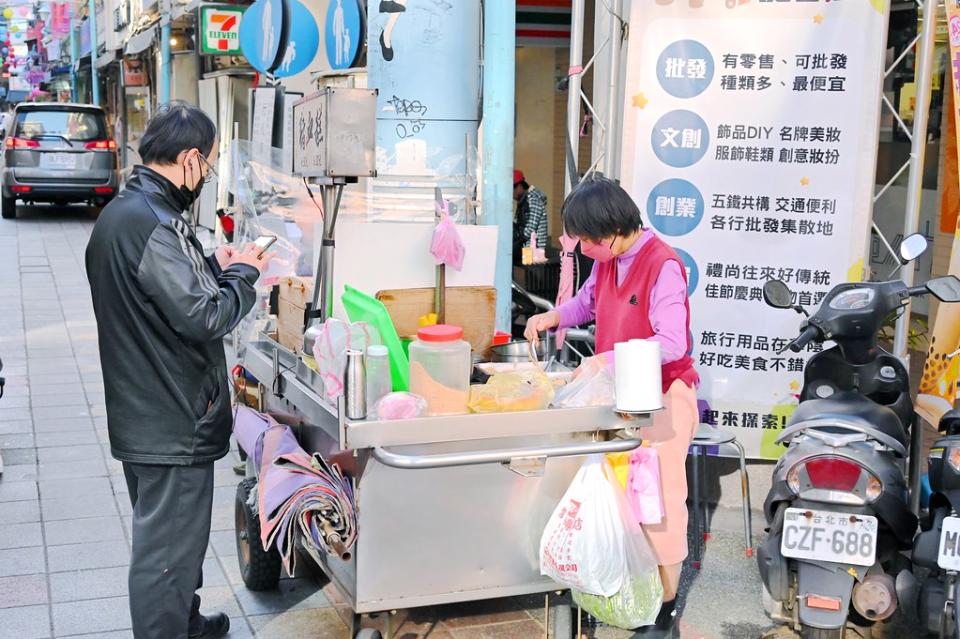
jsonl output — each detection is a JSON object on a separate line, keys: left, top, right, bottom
{"left": 233, "top": 406, "right": 357, "bottom": 575}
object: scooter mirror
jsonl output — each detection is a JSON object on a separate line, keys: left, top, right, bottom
{"left": 763, "top": 279, "right": 794, "bottom": 309}
{"left": 927, "top": 275, "right": 960, "bottom": 303}
{"left": 900, "top": 233, "right": 929, "bottom": 263}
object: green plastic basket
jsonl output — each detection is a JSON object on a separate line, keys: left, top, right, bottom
{"left": 341, "top": 285, "right": 410, "bottom": 392}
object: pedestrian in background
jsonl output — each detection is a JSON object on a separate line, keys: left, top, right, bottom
{"left": 86, "top": 102, "right": 271, "bottom": 639}
{"left": 513, "top": 169, "right": 549, "bottom": 264}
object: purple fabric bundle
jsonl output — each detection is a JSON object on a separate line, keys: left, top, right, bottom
{"left": 234, "top": 406, "right": 357, "bottom": 575}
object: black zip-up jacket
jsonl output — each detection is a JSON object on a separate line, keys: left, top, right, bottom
{"left": 86, "top": 166, "right": 259, "bottom": 465}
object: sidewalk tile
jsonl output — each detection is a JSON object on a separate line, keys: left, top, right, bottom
{"left": 452, "top": 619, "right": 546, "bottom": 638}
{"left": 202, "top": 557, "right": 228, "bottom": 587}
{"left": 0, "top": 463, "right": 38, "bottom": 482}
{"left": 38, "top": 477, "right": 113, "bottom": 498}
{"left": 196, "top": 586, "right": 243, "bottom": 618}
{"left": 49, "top": 566, "right": 129, "bottom": 603}
{"left": 0, "top": 603, "right": 51, "bottom": 638}
{"left": 52, "top": 596, "right": 130, "bottom": 636}
{"left": 2, "top": 447, "right": 37, "bottom": 465}
{"left": 0, "top": 499, "right": 41, "bottom": 524}
{"left": 60, "top": 631, "right": 133, "bottom": 639}
{"left": 248, "top": 608, "right": 349, "bottom": 639}
{"left": 37, "top": 445, "right": 103, "bottom": 464}
{"left": 41, "top": 493, "right": 118, "bottom": 522}
{"left": 32, "top": 406, "right": 90, "bottom": 421}
{"left": 30, "top": 394, "right": 88, "bottom": 409}
{"left": 0, "top": 433, "right": 36, "bottom": 449}
{"left": 44, "top": 516, "right": 125, "bottom": 547}
{"left": 35, "top": 430, "right": 99, "bottom": 448}
{"left": 0, "top": 546, "right": 45, "bottom": 577}
{"left": 29, "top": 384, "right": 84, "bottom": 397}
{"left": 0, "top": 574, "right": 48, "bottom": 608}
{"left": 233, "top": 578, "right": 330, "bottom": 616}
{"left": 0, "top": 480, "right": 38, "bottom": 503}
{"left": 0, "top": 522, "right": 43, "bottom": 550}
{"left": 36, "top": 459, "right": 107, "bottom": 480}
{"left": 0, "top": 419, "right": 34, "bottom": 435}
{"left": 47, "top": 540, "right": 129, "bottom": 573}
{"left": 33, "top": 418, "right": 95, "bottom": 433}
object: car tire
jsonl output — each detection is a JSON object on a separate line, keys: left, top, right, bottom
{"left": 1, "top": 196, "right": 15, "bottom": 219}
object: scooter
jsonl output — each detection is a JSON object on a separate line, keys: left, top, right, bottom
{"left": 910, "top": 354, "right": 960, "bottom": 637}
{"left": 757, "top": 237, "right": 960, "bottom": 638}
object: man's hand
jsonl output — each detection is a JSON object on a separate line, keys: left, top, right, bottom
{"left": 523, "top": 310, "right": 561, "bottom": 344}
{"left": 214, "top": 244, "right": 235, "bottom": 269}
{"left": 226, "top": 243, "right": 272, "bottom": 272}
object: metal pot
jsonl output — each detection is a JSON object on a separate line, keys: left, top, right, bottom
{"left": 491, "top": 339, "right": 551, "bottom": 363}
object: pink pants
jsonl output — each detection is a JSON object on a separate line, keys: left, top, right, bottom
{"left": 642, "top": 379, "right": 699, "bottom": 566}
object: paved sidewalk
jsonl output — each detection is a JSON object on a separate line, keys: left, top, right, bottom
{"left": 0, "top": 205, "right": 902, "bottom": 639}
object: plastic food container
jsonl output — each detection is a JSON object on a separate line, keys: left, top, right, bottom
{"left": 409, "top": 324, "right": 471, "bottom": 416}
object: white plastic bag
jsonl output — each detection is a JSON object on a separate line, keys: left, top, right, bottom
{"left": 311, "top": 319, "right": 379, "bottom": 400}
{"left": 572, "top": 466, "right": 664, "bottom": 629}
{"left": 539, "top": 455, "right": 627, "bottom": 597}
{"left": 552, "top": 361, "right": 615, "bottom": 408}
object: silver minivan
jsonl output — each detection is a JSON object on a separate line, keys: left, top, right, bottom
{"left": 1, "top": 103, "right": 119, "bottom": 219}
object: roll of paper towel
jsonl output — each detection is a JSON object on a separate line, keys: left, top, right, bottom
{"left": 614, "top": 339, "right": 663, "bottom": 412}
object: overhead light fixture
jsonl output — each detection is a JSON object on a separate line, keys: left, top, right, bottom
{"left": 169, "top": 37, "right": 178, "bottom": 46}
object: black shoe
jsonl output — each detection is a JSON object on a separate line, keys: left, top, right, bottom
{"left": 379, "top": 0, "right": 407, "bottom": 12}
{"left": 632, "top": 598, "right": 677, "bottom": 638}
{"left": 188, "top": 612, "right": 230, "bottom": 639}
{"left": 380, "top": 31, "right": 394, "bottom": 62}
{"left": 232, "top": 462, "right": 245, "bottom": 476}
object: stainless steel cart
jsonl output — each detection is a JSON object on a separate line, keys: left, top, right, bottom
{"left": 234, "top": 334, "right": 651, "bottom": 638}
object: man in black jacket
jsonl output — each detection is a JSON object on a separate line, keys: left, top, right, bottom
{"left": 86, "top": 103, "right": 269, "bottom": 639}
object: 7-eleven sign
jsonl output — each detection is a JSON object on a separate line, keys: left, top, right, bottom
{"left": 199, "top": 5, "right": 246, "bottom": 56}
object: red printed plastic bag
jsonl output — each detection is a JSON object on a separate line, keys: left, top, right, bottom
{"left": 539, "top": 455, "right": 627, "bottom": 597}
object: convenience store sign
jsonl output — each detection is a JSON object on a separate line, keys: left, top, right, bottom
{"left": 200, "top": 5, "right": 246, "bottom": 56}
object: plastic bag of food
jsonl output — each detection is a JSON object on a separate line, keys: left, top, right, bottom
{"left": 539, "top": 455, "right": 627, "bottom": 597}
{"left": 312, "top": 319, "right": 379, "bottom": 400}
{"left": 468, "top": 370, "right": 555, "bottom": 413}
{"left": 552, "top": 358, "right": 615, "bottom": 407}
{"left": 430, "top": 201, "right": 465, "bottom": 271}
{"left": 627, "top": 447, "right": 664, "bottom": 525}
{"left": 572, "top": 460, "right": 664, "bottom": 629}
{"left": 374, "top": 392, "right": 427, "bottom": 420}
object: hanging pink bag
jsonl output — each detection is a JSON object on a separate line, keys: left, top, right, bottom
{"left": 626, "top": 448, "right": 665, "bottom": 525}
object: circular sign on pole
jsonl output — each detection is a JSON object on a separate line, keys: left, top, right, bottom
{"left": 324, "top": 0, "right": 362, "bottom": 70}
{"left": 274, "top": 0, "right": 319, "bottom": 78}
{"left": 239, "top": 0, "right": 288, "bottom": 74}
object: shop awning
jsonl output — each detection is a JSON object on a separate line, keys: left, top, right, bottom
{"left": 125, "top": 24, "right": 159, "bottom": 56}
{"left": 96, "top": 50, "right": 118, "bottom": 69}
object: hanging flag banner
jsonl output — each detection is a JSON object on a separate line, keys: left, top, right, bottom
{"left": 917, "top": 6, "right": 960, "bottom": 427}
{"left": 620, "top": 0, "right": 889, "bottom": 459}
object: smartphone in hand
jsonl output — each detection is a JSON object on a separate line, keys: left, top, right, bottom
{"left": 253, "top": 235, "right": 278, "bottom": 257}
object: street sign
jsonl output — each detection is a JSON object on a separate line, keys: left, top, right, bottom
{"left": 199, "top": 5, "right": 246, "bottom": 56}
{"left": 273, "top": 0, "right": 319, "bottom": 78}
{"left": 238, "top": 0, "right": 286, "bottom": 73}
{"left": 324, "top": 0, "right": 362, "bottom": 70}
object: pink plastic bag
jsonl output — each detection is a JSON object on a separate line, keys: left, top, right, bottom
{"left": 626, "top": 448, "right": 664, "bottom": 525}
{"left": 430, "top": 201, "right": 465, "bottom": 271}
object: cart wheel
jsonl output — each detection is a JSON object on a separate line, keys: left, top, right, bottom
{"left": 552, "top": 600, "right": 574, "bottom": 639}
{"left": 354, "top": 629, "right": 382, "bottom": 639}
{"left": 235, "top": 478, "right": 281, "bottom": 591}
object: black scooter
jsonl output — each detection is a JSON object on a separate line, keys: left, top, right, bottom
{"left": 910, "top": 371, "right": 960, "bottom": 637}
{"left": 757, "top": 241, "right": 960, "bottom": 638}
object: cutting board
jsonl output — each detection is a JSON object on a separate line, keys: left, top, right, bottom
{"left": 376, "top": 286, "right": 497, "bottom": 354}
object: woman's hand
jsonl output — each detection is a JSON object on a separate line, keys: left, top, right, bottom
{"left": 524, "top": 310, "right": 561, "bottom": 344}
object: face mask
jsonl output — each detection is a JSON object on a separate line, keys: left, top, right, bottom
{"left": 179, "top": 154, "right": 205, "bottom": 207}
{"left": 580, "top": 237, "right": 617, "bottom": 262}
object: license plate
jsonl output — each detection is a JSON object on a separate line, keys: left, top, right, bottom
{"left": 40, "top": 153, "right": 77, "bottom": 169}
{"left": 780, "top": 507, "right": 878, "bottom": 567}
{"left": 938, "top": 516, "right": 960, "bottom": 570}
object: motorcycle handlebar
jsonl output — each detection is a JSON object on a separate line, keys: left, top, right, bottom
{"left": 784, "top": 324, "right": 819, "bottom": 354}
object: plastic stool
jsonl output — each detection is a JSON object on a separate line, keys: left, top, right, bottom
{"left": 689, "top": 425, "right": 753, "bottom": 567}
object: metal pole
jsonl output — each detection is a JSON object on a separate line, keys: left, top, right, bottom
{"left": 88, "top": 0, "right": 99, "bottom": 104}
{"left": 159, "top": 22, "right": 171, "bottom": 105}
{"left": 565, "top": 0, "right": 585, "bottom": 195}
{"left": 481, "top": 0, "right": 516, "bottom": 330}
{"left": 604, "top": 0, "right": 623, "bottom": 180}
{"left": 901, "top": 0, "right": 937, "bottom": 516}
{"left": 70, "top": 21, "right": 79, "bottom": 102}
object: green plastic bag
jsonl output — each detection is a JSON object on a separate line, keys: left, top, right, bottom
{"left": 572, "top": 462, "right": 664, "bottom": 629}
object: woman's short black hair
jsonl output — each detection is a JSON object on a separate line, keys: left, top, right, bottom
{"left": 139, "top": 101, "right": 217, "bottom": 165}
{"left": 561, "top": 174, "right": 643, "bottom": 242}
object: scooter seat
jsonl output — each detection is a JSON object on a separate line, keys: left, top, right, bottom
{"left": 788, "top": 391, "right": 906, "bottom": 448}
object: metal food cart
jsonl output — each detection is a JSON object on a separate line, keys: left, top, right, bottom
{"left": 231, "top": 88, "right": 654, "bottom": 639}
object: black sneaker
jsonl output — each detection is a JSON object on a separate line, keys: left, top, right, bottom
{"left": 188, "top": 612, "right": 230, "bottom": 639}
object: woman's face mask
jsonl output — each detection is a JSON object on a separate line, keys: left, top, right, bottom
{"left": 580, "top": 237, "right": 617, "bottom": 262}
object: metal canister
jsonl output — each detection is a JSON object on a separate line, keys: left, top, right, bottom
{"left": 344, "top": 349, "right": 367, "bottom": 420}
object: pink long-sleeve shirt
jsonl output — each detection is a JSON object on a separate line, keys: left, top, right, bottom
{"left": 556, "top": 228, "right": 689, "bottom": 364}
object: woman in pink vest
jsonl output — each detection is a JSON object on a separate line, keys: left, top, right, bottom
{"left": 525, "top": 175, "right": 699, "bottom": 637}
